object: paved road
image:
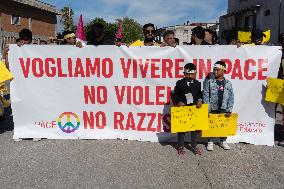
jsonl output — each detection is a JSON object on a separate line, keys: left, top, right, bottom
{"left": 0, "top": 115, "right": 283, "bottom": 189}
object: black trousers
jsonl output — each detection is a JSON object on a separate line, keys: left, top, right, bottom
{"left": 178, "top": 131, "right": 199, "bottom": 148}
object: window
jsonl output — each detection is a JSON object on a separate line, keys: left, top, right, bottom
{"left": 264, "top": 10, "right": 270, "bottom": 16}
{"left": 11, "top": 15, "right": 20, "bottom": 25}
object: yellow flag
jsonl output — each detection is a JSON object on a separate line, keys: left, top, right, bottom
{"left": 265, "top": 77, "right": 284, "bottom": 105}
{"left": 171, "top": 104, "right": 209, "bottom": 133}
{"left": 202, "top": 113, "right": 238, "bottom": 137}
{"left": 0, "top": 61, "right": 13, "bottom": 83}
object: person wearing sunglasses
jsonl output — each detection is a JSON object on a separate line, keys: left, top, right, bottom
{"left": 203, "top": 61, "right": 234, "bottom": 151}
{"left": 131, "top": 23, "right": 159, "bottom": 46}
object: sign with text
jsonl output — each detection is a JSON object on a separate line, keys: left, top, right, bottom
{"left": 9, "top": 45, "right": 282, "bottom": 146}
{"left": 202, "top": 113, "right": 238, "bottom": 137}
{"left": 171, "top": 105, "right": 209, "bottom": 133}
{"left": 265, "top": 77, "right": 284, "bottom": 105}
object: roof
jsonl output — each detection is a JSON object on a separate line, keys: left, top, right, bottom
{"left": 9, "top": 0, "right": 60, "bottom": 14}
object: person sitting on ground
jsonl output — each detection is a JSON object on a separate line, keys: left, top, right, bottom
{"left": 161, "top": 30, "right": 176, "bottom": 47}
{"left": 173, "top": 63, "right": 203, "bottom": 155}
{"left": 203, "top": 61, "right": 234, "bottom": 151}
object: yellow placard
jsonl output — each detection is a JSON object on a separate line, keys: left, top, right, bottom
{"left": 202, "top": 113, "right": 238, "bottom": 137}
{"left": 171, "top": 104, "right": 209, "bottom": 133}
{"left": 0, "top": 61, "right": 13, "bottom": 83}
{"left": 238, "top": 31, "right": 251, "bottom": 43}
{"left": 238, "top": 30, "right": 270, "bottom": 44}
{"left": 265, "top": 77, "right": 284, "bottom": 105}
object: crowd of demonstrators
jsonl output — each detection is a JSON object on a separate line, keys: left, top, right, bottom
{"left": 173, "top": 63, "right": 203, "bottom": 155}
{"left": 203, "top": 61, "right": 234, "bottom": 151}
{"left": 1, "top": 22, "right": 284, "bottom": 151}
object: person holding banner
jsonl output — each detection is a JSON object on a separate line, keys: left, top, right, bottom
{"left": 203, "top": 61, "right": 234, "bottom": 151}
{"left": 62, "top": 30, "right": 83, "bottom": 48}
{"left": 173, "top": 63, "right": 203, "bottom": 155}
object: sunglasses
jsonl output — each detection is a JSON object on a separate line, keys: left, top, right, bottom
{"left": 145, "top": 30, "right": 155, "bottom": 34}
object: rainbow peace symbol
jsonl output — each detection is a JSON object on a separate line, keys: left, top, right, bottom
{"left": 57, "top": 112, "right": 80, "bottom": 133}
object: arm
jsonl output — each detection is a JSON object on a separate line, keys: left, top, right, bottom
{"left": 203, "top": 79, "right": 210, "bottom": 111}
{"left": 226, "top": 82, "right": 234, "bottom": 113}
{"left": 173, "top": 80, "right": 184, "bottom": 106}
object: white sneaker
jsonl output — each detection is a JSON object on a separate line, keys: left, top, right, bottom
{"left": 33, "top": 138, "right": 41, "bottom": 142}
{"left": 220, "top": 141, "right": 231, "bottom": 150}
{"left": 207, "top": 142, "right": 214, "bottom": 151}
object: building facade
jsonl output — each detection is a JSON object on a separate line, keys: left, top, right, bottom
{"left": 156, "top": 23, "right": 219, "bottom": 45}
{"left": 0, "top": 0, "right": 59, "bottom": 57}
{"left": 219, "top": 0, "right": 284, "bottom": 44}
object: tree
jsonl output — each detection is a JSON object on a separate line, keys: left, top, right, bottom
{"left": 60, "top": 6, "right": 75, "bottom": 31}
{"left": 116, "top": 17, "right": 143, "bottom": 44}
{"left": 84, "top": 17, "right": 143, "bottom": 44}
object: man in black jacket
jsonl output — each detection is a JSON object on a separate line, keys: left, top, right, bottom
{"left": 173, "top": 63, "right": 203, "bottom": 155}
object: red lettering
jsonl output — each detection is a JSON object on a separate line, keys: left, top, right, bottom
{"left": 137, "top": 113, "right": 146, "bottom": 131}
{"left": 85, "top": 58, "right": 100, "bottom": 77}
{"left": 133, "top": 86, "right": 143, "bottom": 105}
{"left": 120, "top": 58, "right": 131, "bottom": 78}
{"left": 74, "top": 58, "right": 85, "bottom": 77}
{"left": 114, "top": 112, "right": 124, "bottom": 130}
{"left": 244, "top": 59, "right": 256, "bottom": 80}
{"left": 162, "top": 59, "right": 173, "bottom": 78}
{"left": 231, "top": 59, "right": 243, "bottom": 80}
{"left": 147, "top": 113, "right": 156, "bottom": 132}
{"left": 19, "top": 58, "right": 30, "bottom": 78}
{"left": 83, "top": 111, "right": 94, "bottom": 129}
{"left": 115, "top": 86, "right": 125, "bottom": 104}
{"left": 151, "top": 59, "right": 160, "bottom": 78}
{"left": 32, "top": 58, "right": 44, "bottom": 77}
{"left": 125, "top": 112, "right": 136, "bottom": 130}
{"left": 95, "top": 111, "right": 106, "bottom": 129}
{"left": 175, "top": 59, "right": 184, "bottom": 78}
{"left": 102, "top": 58, "right": 113, "bottom": 78}
{"left": 258, "top": 59, "right": 268, "bottom": 80}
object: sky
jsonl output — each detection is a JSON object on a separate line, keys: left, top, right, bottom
{"left": 44, "top": 0, "right": 228, "bottom": 31}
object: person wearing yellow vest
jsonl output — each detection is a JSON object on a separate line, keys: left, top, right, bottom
{"left": 131, "top": 23, "right": 159, "bottom": 46}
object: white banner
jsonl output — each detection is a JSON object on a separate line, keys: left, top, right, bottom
{"left": 9, "top": 45, "right": 282, "bottom": 146}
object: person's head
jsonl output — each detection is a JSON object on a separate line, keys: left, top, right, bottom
{"left": 163, "top": 30, "right": 176, "bottom": 47}
{"left": 192, "top": 26, "right": 205, "bottom": 44}
{"left": 19, "top": 29, "right": 32, "bottom": 44}
{"left": 175, "top": 38, "right": 179, "bottom": 45}
{"left": 204, "top": 29, "right": 213, "bottom": 44}
{"left": 278, "top": 33, "right": 284, "bottom": 46}
{"left": 251, "top": 29, "right": 265, "bottom": 45}
{"left": 40, "top": 40, "right": 47, "bottom": 45}
{"left": 226, "top": 34, "right": 238, "bottom": 45}
{"left": 183, "top": 63, "right": 197, "bottom": 80}
{"left": 92, "top": 23, "right": 105, "bottom": 40}
{"left": 213, "top": 61, "right": 226, "bottom": 79}
{"left": 143, "top": 23, "right": 155, "bottom": 42}
{"left": 62, "top": 30, "right": 76, "bottom": 45}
